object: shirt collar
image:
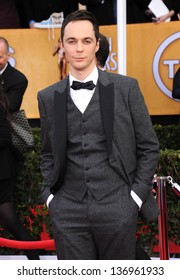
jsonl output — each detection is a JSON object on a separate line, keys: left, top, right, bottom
{"left": 0, "top": 63, "right": 8, "bottom": 75}
{"left": 69, "top": 66, "right": 99, "bottom": 87}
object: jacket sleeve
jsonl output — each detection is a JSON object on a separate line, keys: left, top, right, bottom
{"left": 128, "top": 79, "right": 160, "bottom": 202}
{"left": 37, "top": 92, "right": 54, "bottom": 203}
{"left": 4, "top": 71, "right": 28, "bottom": 113}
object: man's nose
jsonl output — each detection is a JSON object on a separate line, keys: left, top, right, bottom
{"left": 76, "top": 42, "right": 83, "bottom": 51}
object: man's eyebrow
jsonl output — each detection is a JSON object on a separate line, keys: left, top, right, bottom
{"left": 66, "top": 37, "right": 94, "bottom": 41}
{"left": 66, "top": 37, "right": 75, "bottom": 40}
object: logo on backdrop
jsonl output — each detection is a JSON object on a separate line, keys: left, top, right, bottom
{"left": 105, "top": 37, "right": 117, "bottom": 71}
{"left": 153, "top": 32, "right": 180, "bottom": 101}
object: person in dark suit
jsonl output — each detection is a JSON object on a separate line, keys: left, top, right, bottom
{"left": 0, "top": 37, "right": 28, "bottom": 113}
{"left": 38, "top": 9, "right": 160, "bottom": 260}
{"left": 0, "top": 76, "right": 39, "bottom": 260}
{"left": 172, "top": 67, "right": 180, "bottom": 100}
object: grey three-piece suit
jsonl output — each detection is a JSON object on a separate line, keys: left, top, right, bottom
{"left": 38, "top": 69, "right": 160, "bottom": 259}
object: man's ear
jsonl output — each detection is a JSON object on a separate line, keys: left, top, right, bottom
{"left": 7, "top": 51, "right": 11, "bottom": 60}
{"left": 61, "top": 42, "right": 65, "bottom": 52}
{"left": 95, "top": 39, "right": 100, "bottom": 53}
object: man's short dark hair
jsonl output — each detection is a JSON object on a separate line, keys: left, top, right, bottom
{"left": 96, "top": 33, "right": 109, "bottom": 68}
{"left": 61, "top": 9, "right": 100, "bottom": 43}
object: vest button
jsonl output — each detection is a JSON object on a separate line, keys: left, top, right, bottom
{"left": 84, "top": 143, "right": 87, "bottom": 147}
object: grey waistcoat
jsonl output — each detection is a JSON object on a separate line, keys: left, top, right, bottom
{"left": 61, "top": 86, "right": 125, "bottom": 200}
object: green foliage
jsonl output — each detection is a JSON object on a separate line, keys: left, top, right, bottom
{"left": 154, "top": 124, "right": 180, "bottom": 150}
{"left": 0, "top": 125, "right": 179, "bottom": 256}
{"left": 157, "top": 149, "right": 180, "bottom": 181}
{"left": 14, "top": 128, "right": 43, "bottom": 205}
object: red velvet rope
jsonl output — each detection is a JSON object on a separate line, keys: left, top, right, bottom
{"left": 0, "top": 237, "right": 55, "bottom": 250}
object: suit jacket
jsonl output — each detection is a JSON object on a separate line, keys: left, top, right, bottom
{"left": 1, "top": 62, "right": 28, "bottom": 113}
{"left": 172, "top": 67, "right": 180, "bottom": 100}
{"left": 38, "top": 69, "right": 160, "bottom": 223}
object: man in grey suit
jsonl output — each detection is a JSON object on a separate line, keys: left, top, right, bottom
{"left": 38, "top": 9, "right": 160, "bottom": 260}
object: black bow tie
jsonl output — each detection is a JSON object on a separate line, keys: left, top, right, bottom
{"left": 71, "top": 80, "right": 95, "bottom": 90}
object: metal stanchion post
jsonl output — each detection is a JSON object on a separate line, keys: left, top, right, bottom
{"left": 157, "top": 176, "right": 170, "bottom": 260}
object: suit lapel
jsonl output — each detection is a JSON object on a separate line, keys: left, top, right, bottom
{"left": 1, "top": 63, "right": 12, "bottom": 88}
{"left": 98, "top": 71, "right": 130, "bottom": 185}
{"left": 99, "top": 82, "right": 114, "bottom": 155}
{"left": 53, "top": 88, "right": 67, "bottom": 165}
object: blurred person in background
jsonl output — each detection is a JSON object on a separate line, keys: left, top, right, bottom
{"left": 0, "top": 37, "right": 39, "bottom": 259}
{"left": 22, "top": 0, "right": 78, "bottom": 28}
{"left": 53, "top": 37, "right": 67, "bottom": 80}
{"left": 0, "top": 37, "right": 28, "bottom": 113}
{"left": 0, "top": 75, "right": 40, "bottom": 260}
{"left": 143, "top": 0, "right": 180, "bottom": 23}
{"left": 79, "top": 0, "right": 152, "bottom": 24}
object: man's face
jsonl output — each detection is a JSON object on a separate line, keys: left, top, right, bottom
{"left": 0, "top": 42, "right": 9, "bottom": 71}
{"left": 51, "top": 12, "right": 64, "bottom": 25}
{"left": 62, "top": 20, "right": 99, "bottom": 77}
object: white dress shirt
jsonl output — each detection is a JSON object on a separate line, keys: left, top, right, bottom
{"left": 69, "top": 66, "right": 98, "bottom": 113}
{"left": 0, "top": 63, "right": 8, "bottom": 75}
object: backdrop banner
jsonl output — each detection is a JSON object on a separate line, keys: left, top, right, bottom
{"left": 1, "top": 21, "right": 180, "bottom": 118}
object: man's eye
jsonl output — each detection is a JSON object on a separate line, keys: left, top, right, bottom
{"left": 84, "top": 40, "right": 91, "bottom": 44}
{"left": 68, "top": 40, "right": 75, "bottom": 44}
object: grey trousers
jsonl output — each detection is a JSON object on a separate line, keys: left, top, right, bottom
{"left": 49, "top": 186, "right": 139, "bottom": 260}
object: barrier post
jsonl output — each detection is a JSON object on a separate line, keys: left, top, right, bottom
{"left": 157, "top": 176, "right": 170, "bottom": 260}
